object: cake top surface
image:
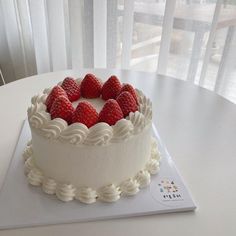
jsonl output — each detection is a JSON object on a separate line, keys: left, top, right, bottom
{"left": 27, "top": 73, "right": 152, "bottom": 146}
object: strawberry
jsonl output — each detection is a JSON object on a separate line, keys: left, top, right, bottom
{"left": 61, "top": 77, "right": 81, "bottom": 102}
{"left": 98, "top": 99, "right": 123, "bottom": 125}
{"left": 116, "top": 91, "right": 138, "bottom": 117}
{"left": 45, "top": 85, "right": 68, "bottom": 112}
{"left": 101, "top": 75, "right": 122, "bottom": 100}
{"left": 120, "top": 83, "right": 138, "bottom": 104}
{"left": 50, "top": 96, "right": 74, "bottom": 124}
{"left": 72, "top": 101, "right": 98, "bottom": 128}
{"left": 80, "top": 74, "right": 102, "bottom": 98}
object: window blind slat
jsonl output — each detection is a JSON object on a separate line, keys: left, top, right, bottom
{"left": 68, "top": 0, "right": 83, "bottom": 69}
{"left": 121, "top": 0, "right": 134, "bottom": 69}
{"left": 1, "top": 0, "right": 26, "bottom": 79}
{"left": 199, "top": 0, "right": 222, "bottom": 86}
{"left": 16, "top": 0, "right": 36, "bottom": 76}
{"left": 28, "top": 0, "right": 51, "bottom": 73}
{"left": 47, "top": 0, "right": 67, "bottom": 71}
{"left": 93, "top": 0, "right": 107, "bottom": 68}
{"left": 107, "top": 0, "right": 117, "bottom": 68}
{"left": 157, "top": 0, "right": 176, "bottom": 75}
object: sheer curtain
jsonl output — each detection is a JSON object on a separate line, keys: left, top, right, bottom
{"left": 0, "top": 0, "right": 236, "bottom": 103}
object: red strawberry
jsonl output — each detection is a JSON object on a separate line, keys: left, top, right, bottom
{"left": 72, "top": 101, "right": 98, "bottom": 128}
{"left": 116, "top": 91, "right": 138, "bottom": 117}
{"left": 120, "top": 84, "right": 138, "bottom": 104}
{"left": 98, "top": 99, "right": 123, "bottom": 125}
{"left": 80, "top": 74, "right": 102, "bottom": 98}
{"left": 50, "top": 96, "right": 74, "bottom": 124}
{"left": 61, "top": 77, "right": 81, "bottom": 102}
{"left": 101, "top": 75, "right": 122, "bottom": 100}
{"left": 45, "top": 86, "right": 68, "bottom": 112}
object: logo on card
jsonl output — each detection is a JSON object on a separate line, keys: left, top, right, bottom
{"left": 158, "top": 179, "right": 183, "bottom": 201}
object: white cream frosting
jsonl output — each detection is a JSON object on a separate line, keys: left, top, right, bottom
{"left": 27, "top": 83, "right": 152, "bottom": 146}
{"left": 146, "top": 159, "right": 160, "bottom": 175}
{"left": 98, "top": 184, "right": 121, "bottom": 202}
{"left": 150, "top": 137, "right": 161, "bottom": 160}
{"left": 59, "top": 123, "right": 89, "bottom": 145}
{"left": 111, "top": 119, "right": 134, "bottom": 142}
{"left": 24, "top": 156, "right": 35, "bottom": 175}
{"left": 41, "top": 118, "right": 67, "bottom": 139}
{"left": 135, "top": 170, "right": 151, "bottom": 188}
{"left": 127, "top": 111, "right": 146, "bottom": 134}
{"left": 137, "top": 89, "right": 152, "bottom": 121}
{"left": 84, "top": 123, "right": 113, "bottom": 146}
{"left": 31, "top": 94, "right": 47, "bottom": 104}
{"left": 75, "top": 187, "right": 97, "bottom": 204}
{"left": 42, "top": 178, "right": 57, "bottom": 195}
{"left": 22, "top": 144, "right": 33, "bottom": 161}
{"left": 28, "top": 103, "right": 50, "bottom": 129}
{"left": 27, "top": 168, "right": 43, "bottom": 186}
{"left": 23, "top": 138, "right": 161, "bottom": 204}
{"left": 56, "top": 184, "right": 76, "bottom": 202}
{"left": 120, "top": 178, "right": 140, "bottom": 196}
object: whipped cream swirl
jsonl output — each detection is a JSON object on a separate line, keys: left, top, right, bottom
{"left": 75, "top": 187, "right": 97, "bottom": 204}
{"left": 135, "top": 170, "right": 151, "bottom": 188}
{"left": 146, "top": 159, "right": 160, "bottom": 175}
{"left": 84, "top": 123, "right": 113, "bottom": 146}
{"left": 28, "top": 103, "right": 50, "bottom": 129}
{"left": 151, "top": 138, "right": 161, "bottom": 161}
{"left": 111, "top": 119, "right": 134, "bottom": 142}
{"left": 59, "top": 123, "right": 89, "bottom": 145}
{"left": 136, "top": 89, "right": 152, "bottom": 121}
{"left": 41, "top": 118, "right": 67, "bottom": 139}
{"left": 120, "top": 178, "right": 140, "bottom": 196}
{"left": 31, "top": 94, "right": 47, "bottom": 104}
{"left": 56, "top": 184, "right": 76, "bottom": 202}
{"left": 98, "top": 184, "right": 121, "bottom": 202}
{"left": 42, "top": 178, "right": 57, "bottom": 194}
{"left": 127, "top": 111, "right": 145, "bottom": 134}
{"left": 27, "top": 168, "right": 44, "bottom": 186}
{"left": 24, "top": 156, "right": 35, "bottom": 175}
{"left": 23, "top": 144, "right": 33, "bottom": 161}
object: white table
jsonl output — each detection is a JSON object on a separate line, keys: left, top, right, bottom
{"left": 0, "top": 69, "right": 236, "bottom": 235}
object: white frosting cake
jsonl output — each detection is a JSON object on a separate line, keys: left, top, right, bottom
{"left": 23, "top": 76, "right": 161, "bottom": 204}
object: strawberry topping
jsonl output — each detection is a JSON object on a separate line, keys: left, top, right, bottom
{"left": 80, "top": 74, "right": 102, "bottom": 98}
{"left": 50, "top": 96, "right": 74, "bottom": 124}
{"left": 45, "top": 85, "right": 68, "bottom": 112}
{"left": 120, "top": 83, "right": 138, "bottom": 104}
{"left": 61, "top": 77, "right": 81, "bottom": 102}
{"left": 116, "top": 91, "right": 138, "bottom": 117}
{"left": 98, "top": 99, "right": 123, "bottom": 125}
{"left": 101, "top": 75, "right": 122, "bottom": 100}
{"left": 72, "top": 101, "right": 98, "bottom": 128}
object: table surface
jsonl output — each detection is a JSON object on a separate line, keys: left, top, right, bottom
{"left": 0, "top": 69, "right": 236, "bottom": 236}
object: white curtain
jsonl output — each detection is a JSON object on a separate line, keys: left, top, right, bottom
{"left": 0, "top": 0, "right": 236, "bottom": 103}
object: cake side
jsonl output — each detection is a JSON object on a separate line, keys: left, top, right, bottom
{"left": 23, "top": 137, "right": 160, "bottom": 203}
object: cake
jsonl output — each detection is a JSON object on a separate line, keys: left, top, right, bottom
{"left": 23, "top": 74, "right": 161, "bottom": 204}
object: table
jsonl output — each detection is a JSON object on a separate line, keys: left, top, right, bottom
{"left": 0, "top": 69, "right": 236, "bottom": 235}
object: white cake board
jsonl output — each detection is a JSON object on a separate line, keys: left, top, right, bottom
{"left": 0, "top": 120, "right": 196, "bottom": 229}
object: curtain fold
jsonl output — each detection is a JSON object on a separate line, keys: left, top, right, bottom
{"left": 0, "top": 0, "right": 235, "bottom": 103}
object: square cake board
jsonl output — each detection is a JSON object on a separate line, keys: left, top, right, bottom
{"left": 0, "top": 120, "right": 196, "bottom": 229}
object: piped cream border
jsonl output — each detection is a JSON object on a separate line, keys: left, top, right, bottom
{"left": 23, "top": 138, "right": 161, "bottom": 204}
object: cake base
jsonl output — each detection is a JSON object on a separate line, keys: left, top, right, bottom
{"left": 0, "top": 120, "right": 196, "bottom": 229}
